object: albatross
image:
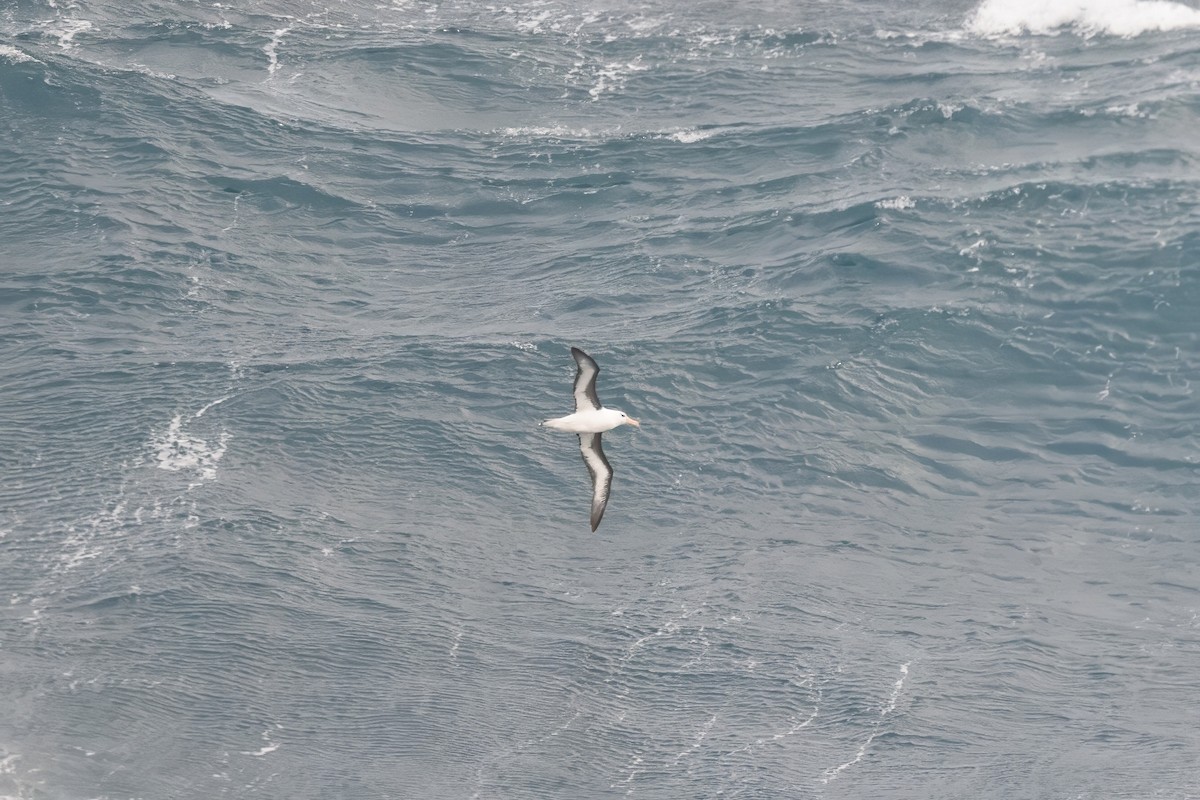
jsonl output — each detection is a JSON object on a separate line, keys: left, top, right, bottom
{"left": 541, "top": 347, "right": 640, "bottom": 531}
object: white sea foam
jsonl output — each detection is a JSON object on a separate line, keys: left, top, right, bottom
{"left": 823, "top": 662, "right": 910, "bottom": 783}
{"left": 513, "top": 9, "right": 554, "bottom": 34}
{"left": 264, "top": 27, "right": 290, "bottom": 75}
{"left": 969, "top": 0, "right": 1200, "bottom": 37}
{"left": 44, "top": 18, "right": 92, "bottom": 49}
{"left": 588, "top": 59, "right": 648, "bottom": 100}
{"left": 498, "top": 125, "right": 716, "bottom": 143}
{"left": 670, "top": 714, "right": 717, "bottom": 766}
{"left": 242, "top": 726, "right": 282, "bottom": 756}
{"left": 152, "top": 414, "right": 230, "bottom": 483}
{"left": 498, "top": 124, "right": 600, "bottom": 139}
{"left": 0, "top": 751, "right": 33, "bottom": 800}
{"left": 195, "top": 395, "right": 232, "bottom": 418}
{"left": 501, "top": 124, "right": 724, "bottom": 144}
{"left": 0, "top": 45, "right": 40, "bottom": 64}
{"left": 876, "top": 195, "right": 916, "bottom": 210}
{"left": 666, "top": 128, "right": 718, "bottom": 144}
{"left": 1103, "top": 102, "right": 1154, "bottom": 118}
{"left": 57, "top": 498, "right": 127, "bottom": 574}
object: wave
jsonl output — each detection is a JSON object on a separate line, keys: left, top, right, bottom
{"left": 0, "top": 43, "right": 40, "bottom": 63}
{"left": 968, "top": 0, "right": 1200, "bottom": 37}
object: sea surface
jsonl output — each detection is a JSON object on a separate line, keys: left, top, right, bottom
{"left": 3, "top": 0, "right": 1200, "bottom": 797}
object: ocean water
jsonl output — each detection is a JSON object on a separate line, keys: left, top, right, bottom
{"left": 3, "top": 0, "right": 1200, "bottom": 797}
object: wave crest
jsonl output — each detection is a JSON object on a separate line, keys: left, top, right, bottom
{"left": 968, "top": 0, "right": 1200, "bottom": 37}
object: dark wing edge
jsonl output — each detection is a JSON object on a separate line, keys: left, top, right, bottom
{"left": 578, "top": 433, "right": 613, "bottom": 531}
{"left": 570, "top": 347, "right": 602, "bottom": 412}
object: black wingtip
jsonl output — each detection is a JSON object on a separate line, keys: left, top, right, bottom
{"left": 590, "top": 503, "right": 605, "bottom": 531}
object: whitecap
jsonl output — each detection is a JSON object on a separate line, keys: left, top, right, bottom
{"left": 0, "top": 45, "right": 40, "bottom": 64}
{"left": 666, "top": 128, "right": 717, "bottom": 144}
{"left": 43, "top": 18, "right": 93, "bottom": 49}
{"left": 968, "top": 0, "right": 1200, "bottom": 37}
{"left": 497, "top": 125, "right": 598, "bottom": 139}
{"left": 876, "top": 196, "right": 916, "bottom": 210}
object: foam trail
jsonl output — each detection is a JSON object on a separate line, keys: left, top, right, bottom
{"left": 822, "top": 662, "right": 910, "bottom": 784}
{"left": 671, "top": 715, "right": 718, "bottom": 766}
{"left": 968, "top": 0, "right": 1200, "bottom": 37}
{"left": 195, "top": 395, "right": 232, "bottom": 418}
{"left": 265, "top": 27, "right": 290, "bottom": 75}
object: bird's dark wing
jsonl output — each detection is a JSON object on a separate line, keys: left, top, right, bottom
{"left": 570, "top": 347, "right": 602, "bottom": 412}
{"left": 578, "top": 432, "right": 613, "bottom": 531}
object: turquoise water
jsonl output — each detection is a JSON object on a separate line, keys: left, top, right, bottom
{"left": 3, "top": 1, "right": 1200, "bottom": 797}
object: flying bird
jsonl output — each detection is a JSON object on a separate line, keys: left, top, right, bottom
{"left": 541, "top": 347, "right": 640, "bottom": 530}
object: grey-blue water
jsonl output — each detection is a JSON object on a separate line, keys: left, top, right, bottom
{"left": 3, "top": 0, "right": 1199, "bottom": 797}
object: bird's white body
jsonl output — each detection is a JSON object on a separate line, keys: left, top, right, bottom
{"left": 542, "top": 407, "right": 633, "bottom": 434}
{"left": 542, "top": 347, "right": 640, "bottom": 530}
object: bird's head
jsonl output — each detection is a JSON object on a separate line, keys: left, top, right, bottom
{"left": 618, "top": 411, "right": 640, "bottom": 428}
